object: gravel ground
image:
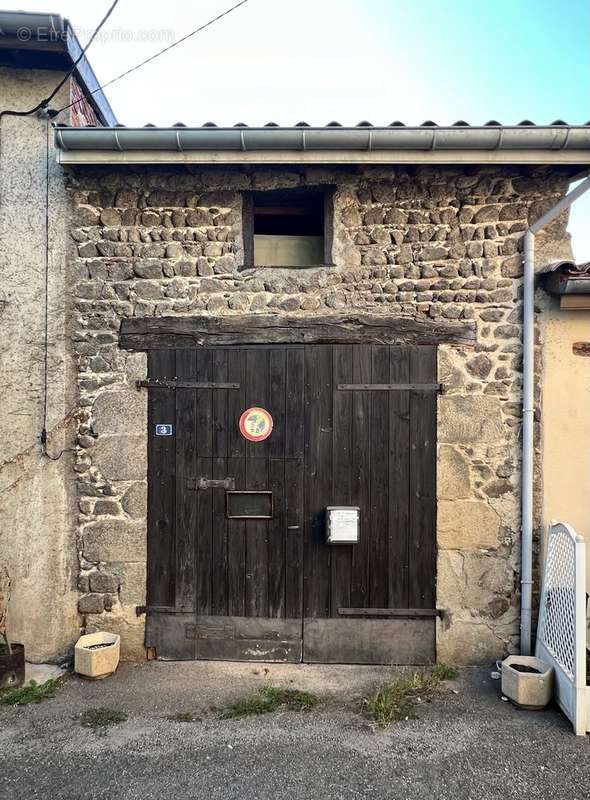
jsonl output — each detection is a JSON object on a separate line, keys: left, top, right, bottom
{"left": 0, "top": 661, "right": 588, "bottom": 800}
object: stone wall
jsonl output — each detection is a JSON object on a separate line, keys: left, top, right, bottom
{"left": 67, "top": 164, "right": 573, "bottom": 663}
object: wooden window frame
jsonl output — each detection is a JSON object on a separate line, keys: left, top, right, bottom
{"left": 241, "top": 186, "right": 335, "bottom": 269}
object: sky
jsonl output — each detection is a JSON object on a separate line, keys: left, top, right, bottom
{"left": 11, "top": 0, "right": 590, "bottom": 258}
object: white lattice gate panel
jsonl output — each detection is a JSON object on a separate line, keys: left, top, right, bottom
{"left": 536, "top": 521, "right": 587, "bottom": 735}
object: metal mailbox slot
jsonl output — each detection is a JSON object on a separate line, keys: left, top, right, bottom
{"left": 326, "top": 506, "right": 360, "bottom": 544}
{"left": 226, "top": 491, "right": 274, "bottom": 520}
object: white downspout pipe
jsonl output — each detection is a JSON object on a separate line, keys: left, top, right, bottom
{"left": 520, "top": 175, "right": 590, "bottom": 655}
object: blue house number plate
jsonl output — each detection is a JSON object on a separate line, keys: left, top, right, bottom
{"left": 155, "top": 424, "right": 173, "bottom": 436}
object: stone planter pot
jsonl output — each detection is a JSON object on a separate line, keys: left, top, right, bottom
{"left": 0, "top": 642, "right": 25, "bottom": 690}
{"left": 75, "top": 632, "right": 120, "bottom": 680}
{"left": 501, "top": 655, "right": 554, "bottom": 710}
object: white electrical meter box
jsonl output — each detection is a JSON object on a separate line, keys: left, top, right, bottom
{"left": 326, "top": 506, "right": 360, "bottom": 544}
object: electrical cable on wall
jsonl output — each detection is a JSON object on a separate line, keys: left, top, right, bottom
{"left": 41, "top": 119, "right": 69, "bottom": 461}
{"left": 2, "top": 0, "right": 251, "bottom": 460}
{"left": 51, "top": 0, "right": 251, "bottom": 117}
{"left": 0, "top": 0, "right": 120, "bottom": 121}
{"left": 0, "top": 1, "right": 120, "bottom": 456}
{"left": 0, "top": 0, "right": 120, "bottom": 207}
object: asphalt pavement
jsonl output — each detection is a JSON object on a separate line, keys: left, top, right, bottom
{"left": 0, "top": 661, "right": 588, "bottom": 800}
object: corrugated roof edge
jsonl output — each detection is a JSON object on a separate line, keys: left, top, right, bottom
{"left": 540, "top": 261, "right": 590, "bottom": 296}
{"left": 55, "top": 120, "right": 590, "bottom": 130}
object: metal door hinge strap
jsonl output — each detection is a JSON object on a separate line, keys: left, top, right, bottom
{"left": 137, "top": 379, "right": 240, "bottom": 390}
{"left": 337, "top": 383, "right": 442, "bottom": 392}
{"left": 337, "top": 607, "right": 441, "bottom": 617}
{"left": 135, "top": 604, "right": 176, "bottom": 615}
{"left": 187, "top": 477, "right": 236, "bottom": 490}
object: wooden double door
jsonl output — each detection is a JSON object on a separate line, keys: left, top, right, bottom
{"left": 145, "top": 344, "right": 437, "bottom": 664}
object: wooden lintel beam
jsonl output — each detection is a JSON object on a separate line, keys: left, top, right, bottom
{"left": 119, "top": 314, "right": 476, "bottom": 351}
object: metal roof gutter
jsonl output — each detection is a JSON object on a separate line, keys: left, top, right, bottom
{"left": 542, "top": 264, "right": 590, "bottom": 295}
{"left": 0, "top": 11, "right": 117, "bottom": 126}
{"left": 54, "top": 125, "right": 590, "bottom": 165}
{"left": 553, "top": 277, "right": 590, "bottom": 294}
{"left": 0, "top": 10, "right": 64, "bottom": 37}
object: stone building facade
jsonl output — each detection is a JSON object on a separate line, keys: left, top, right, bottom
{"left": 66, "top": 163, "right": 574, "bottom": 664}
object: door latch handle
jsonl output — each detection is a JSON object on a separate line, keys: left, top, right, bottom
{"left": 287, "top": 525, "right": 300, "bottom": 530}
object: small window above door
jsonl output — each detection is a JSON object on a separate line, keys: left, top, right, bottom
{"left": 242, "top": 187, "right": 334, "bottom": 268}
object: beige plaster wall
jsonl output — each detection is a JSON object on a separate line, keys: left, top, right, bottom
{"left": 541, "top": 305, "right": 590, "bottom": 592}
{"left": 0, "top": 68, "right": 79, "bottom": 660}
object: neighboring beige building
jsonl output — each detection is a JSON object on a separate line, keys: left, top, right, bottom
{"left": 1, "top": 12, "right": 589, "bottom": 667}
{"left": 540, "top": 265, "right": 590, "bottom": 599}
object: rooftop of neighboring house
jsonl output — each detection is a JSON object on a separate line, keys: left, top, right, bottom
{"left": 0, "top": 9, "right": 117, "bottom": 125}
{"left": 541, "top": 260, "right": 590, "bottom": 306}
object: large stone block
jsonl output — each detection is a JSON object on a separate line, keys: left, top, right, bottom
{"left": 93, "top": 435, "right": 147, "bottom": 481}
{"left": 466, "top": 354, "right": 492, "bottom": 379}
{"left": 121, "top": 481, "right": 147, "bottom": 519}
{"left": 115, "top": 561, "right": 147, "bottom": 606}
{"left": 438, "top": 499, "right": 500, "bottom": 549}
{"left": 93, "top": 500, "right": 120, "bottom": 516}
{"left": 93, "top": 390, "right": 146, "bottom": 436}
{"left": 436, "top": 617, "right": 508, "bottom": 665}
{"left": 438, "top": 445, "right": 471, "bottom": 499}
{"left": 83, "top": 520, "right": 146, "bottom": 563}
{"left": 438, "top": 548, "right": 515, "bottom": 618}
{"left": 85, "top": 611, "right": 146, "bottom": 661}
{"left": 125, "top": 352, "right": 147, "bottom": 384}
{"left": 436, "top": 550, "right": 465, "bottom": 609}
{"left": 462, "top": 552, "right": 515, "bottom": 598}
{"left": 438, "top": 396, "right": 504, "bottom": 444}
{"left": 437, "top": 347, "right": 465, "bottom": 394}
{"left": 89, "top": 571, "right": 120, "bottom": 593}
{"left": 78, "top": 593, "right": 105, "bottom": 614}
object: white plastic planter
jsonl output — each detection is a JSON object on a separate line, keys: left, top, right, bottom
{"left": 501, "top": 655, "right": 554, "bottom": 709}
{"left": 75, "top": 632, "right": 120, "bottom": 680}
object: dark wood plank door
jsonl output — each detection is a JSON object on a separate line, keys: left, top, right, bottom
{"left": 145, "top": 344, "right": 436, "bottom": 664}
{"left": 145, "top": 346, "right": 305, "bottom": 661}
{"left": 302, "top": 345, "right": 437, "bottom": 664}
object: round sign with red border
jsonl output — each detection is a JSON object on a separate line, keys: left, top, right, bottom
{"left": 239, "top": 407, "right": 274, "bottom": 442}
